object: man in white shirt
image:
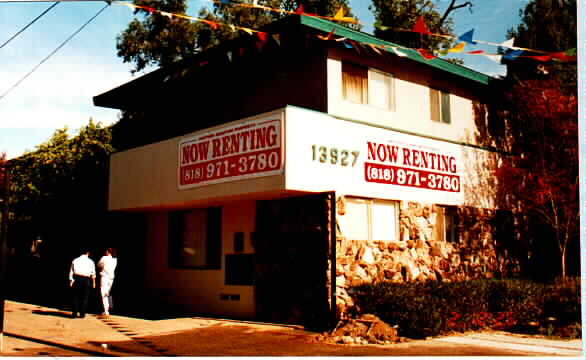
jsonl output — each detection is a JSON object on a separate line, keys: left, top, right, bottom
{"left": 69, "top": 249, "right": 96, "bottom": 318}
{"left": 97, "top": 248, "right": 117, "bottom": 315}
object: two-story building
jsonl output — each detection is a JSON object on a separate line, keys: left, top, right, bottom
{"left": 94, "top": 15, "right": 516, "bottom": 326}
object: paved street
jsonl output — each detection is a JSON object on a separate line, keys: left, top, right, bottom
{"left": 2, "top": 300, "right": 584, "bottom": 357}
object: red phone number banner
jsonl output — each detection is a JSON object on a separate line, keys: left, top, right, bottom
{"left": 364, "top": 162, "right": 461, "bottom": 192}
{"left": 180, "top": 148, "right": 281, "bottom": 186}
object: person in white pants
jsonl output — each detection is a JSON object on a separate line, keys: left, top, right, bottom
{"left": 97, "top": 248, "right": 117, "bottom": 315}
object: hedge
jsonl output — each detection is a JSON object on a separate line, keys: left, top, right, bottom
{"left": 349, "top": 277, "right": 581, "bottom": 339}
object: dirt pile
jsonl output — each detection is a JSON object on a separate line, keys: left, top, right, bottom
{"left": 314, "top": 314, "right": 405, "bottom": 345}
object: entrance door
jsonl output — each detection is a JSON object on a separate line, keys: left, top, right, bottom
{"left": 254, "top": 193, "right": 332, "bottom": 328}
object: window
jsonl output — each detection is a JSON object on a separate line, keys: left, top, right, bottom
{"left": 337, "top": 197, "right": 399, "bottom": 241}
{"left": 434, "top": 206, "right": 459, "bottom": 242}
{"left": 342, "top": 62, "right": 395, "bottom": 111}
{"left": 430, "top": 88, "right": 451, "bottom": 124}
{"left": 168, "top": 207, "right": 222, "bottom": 269}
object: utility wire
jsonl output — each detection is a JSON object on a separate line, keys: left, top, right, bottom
{"left": 0, "top": 3, "right": 109, "bottom": 102}
{"left": 0, "top": 2, "right": 59, "bottom": 50}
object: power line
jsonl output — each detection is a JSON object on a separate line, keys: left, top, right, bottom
{"left": 0, "top": 3, "right": 109, "bottom": 102}
{"left": 0, "top": 2, "right": 59, "bottom": 50}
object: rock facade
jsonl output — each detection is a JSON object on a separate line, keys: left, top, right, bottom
{"left": 332, "top": 199, "right": 521, "bottom": 317}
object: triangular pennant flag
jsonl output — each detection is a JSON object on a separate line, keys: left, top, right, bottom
{"left": 483, "top": 54, "right": 503, "bottom": 63}
{"left": 457, "top": 29, "right": 477, "bottom": 45}
{"left": 524, "top": 55, "right": 552, "bottom": 62}
{"left": 467, "top": 50, "right": 485, "bottom": 54}
{"left": 551, "top": 51, "right": 577, "bottom": 62}
{"left": 375, "top": 24, "right": 390, "bottom": 31}
{"left": 257, "top": 31, "right": 268, "bottom": 42}
{"left": 503, "top": 49, "right": 524, "bottom": 60}
{"left": 447, "top": 42, "right": 466, "bottom": 53}
{"left": 413, "top": 16, "right": 430, "bottom": 35}
{"left": 417, "top": 49, "right": 435, "bottom": 60}
{"left": 350, "top": 40, "right": 362, "bottom": 53}
{"left": 295, "top": 4, "right": 305, "bottom": 14}
{"left": 391, "top": 47, "right": 409, "bottom": 57}
{"left": 226, "top": 50, "right": 233, "bottom": 62}
{"left": 500, "top": 38, "right": 515, "bottom": 49}
{"left": 317, "top": 29, "right": 335, "bottom": 41}
{"left": 144, "top": 6, "right": 156, "bottom": 13}
{"left": 368, "top": 44, "right": 383, "bottom": 55}
{"left": 565, "top": 48, "right": 577, "bottom": 56}
{"left": 160, "top": 11, "right": 173, "bottom": 19}
{"left": 334, "top": 7, "right": 344, "bottom": 20}
{"left": 272, "top": 34, "right": 281, "bottom": 45}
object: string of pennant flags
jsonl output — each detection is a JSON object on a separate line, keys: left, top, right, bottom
{"left": 113, "top": 0, "right": 577, "bottom": 64}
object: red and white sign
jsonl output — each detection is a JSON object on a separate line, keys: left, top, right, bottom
{"left": 364, "top": 141, "right": 461, "bottom": 192}
{"left": 178, "top": 118, "right": 282, "bottom": 189}
{"left": 285, "top": 107, "right": 468, "bottom": 205}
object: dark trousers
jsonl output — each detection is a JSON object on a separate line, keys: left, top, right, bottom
{"left": 72, "top": 275, "right": 91, "bottom": 317}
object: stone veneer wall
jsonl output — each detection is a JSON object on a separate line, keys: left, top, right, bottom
{"left": 332, "top": 198, "right": 521, "bottom": 316}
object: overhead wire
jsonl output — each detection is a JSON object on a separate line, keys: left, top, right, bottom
{"left": 0, "top": 2, "right": 59, "bottom": 50}
{"left": 0, "top": 3, "right": 109, "bottom": 102}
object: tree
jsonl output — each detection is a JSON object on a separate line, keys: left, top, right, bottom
{"left": 117, "top": 0, "right": 354, "bottom": 74}
{"left": 491, "top": 79, "right": 578, "bottom": 279}
{"left": 504, "top": 0, "right": 577, "bottom": 94}
{"left": 370, "top": 0, "right": 472, "bottom": 52}
{"left": 8, "top": 120, "right": 114, "bottom": 260}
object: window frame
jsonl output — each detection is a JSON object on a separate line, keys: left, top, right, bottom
{"left": 168, "top": 207, "right": 222, "bottom": 270}
{"left": 342, "top": 62, "right": 396, "bottom": 112}
{"left": 337, "top": 197, "right": 400, "bottom": 242}
{"left": 434, "top": 205, "right": 459, "bottom": 242}
{"left": 430, "top": 88, "right": 451, "bottom": 124}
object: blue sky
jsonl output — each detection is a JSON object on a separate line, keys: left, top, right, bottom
{"left": 0, "top": 0, "right": 532, "bottom": 159}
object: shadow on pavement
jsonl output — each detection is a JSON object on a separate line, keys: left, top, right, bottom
{"left": 31, "top": 309, "right": 73, "bottom": 319}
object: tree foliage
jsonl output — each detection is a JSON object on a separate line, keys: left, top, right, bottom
{"left": 117, "top": 0, "right": 354, "bottom": 73}
{"left": 505, "top": 0, "right": 577, "bottom": 94}
{"left": 491, "top": 79, "right": 578, "bottom": 278}
{"left": 370, "top": 0, "right": 470, "bottom": 51}
{"left": 8, "top": 120, "right": 114, "bottom": 256}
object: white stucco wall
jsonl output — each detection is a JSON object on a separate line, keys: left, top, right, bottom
{"left": 326, "top": 57, "right": 480, "bottom": 145}
{"left": 143, "top": 200, "right": 257, "bottom": 318}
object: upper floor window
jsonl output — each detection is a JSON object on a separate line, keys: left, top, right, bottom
{"left": 430, "top": 88, "right": 451, "bottom": 124}
{"left": 168, "top": 207, "right": 222, "bottom": 269}
{"left": 337, "top": 197, "right": 399, "bottom": 241}
{"left": 342, "top": 62, "right": 395, "bottom": 111}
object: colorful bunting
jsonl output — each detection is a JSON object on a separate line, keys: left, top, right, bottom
{"left": 391, "top": 47, "right": 409, "bottom": 57}
{"left": 503, "top": 49, "right": 524, "bottom": 61}
{"left": 111, "top": 1, "right": 577, "bottom": 65}
{"left": 412, "top": 16, "right": 431, "bottom": 35}
{"left": 368, "top": 44, "right": 383, "bottom": 55}
{"left": 295, "top": 4, "right": 305, "bottom": 14}
{"left": 483, "top": 54, "right": 503, "bottom": 63}
{"left": 457, "top": 29, "right": 477, "bottom": 45}
{"left": 417, "top": 49, "right": 435, "bottom": 60}
{"left": 524, "top": 55, "right": 552, "bottom": 62}
{"left": 317, "top": 29, "right": 336, "bottom": 41}
{"left": 446, "top": 42, "right": 466, "bottom": 53}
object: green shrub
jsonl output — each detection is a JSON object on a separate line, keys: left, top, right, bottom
{"left": 350, "top": 278, "right": 580, "bottom": 339}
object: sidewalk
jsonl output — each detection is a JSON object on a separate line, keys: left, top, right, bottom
{"left": 2, "top": 300, "right": 584, "bottom": 356}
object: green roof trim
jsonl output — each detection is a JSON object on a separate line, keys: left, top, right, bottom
{"left": 299, "top": 15, "right": 492, "bottom": 85}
